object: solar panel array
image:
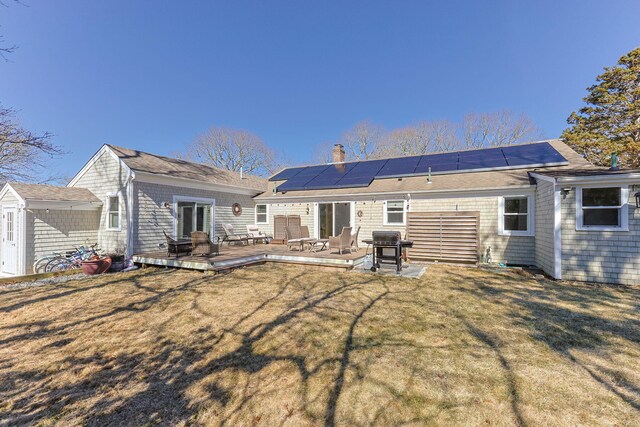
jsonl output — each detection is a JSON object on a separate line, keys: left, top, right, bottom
{"left": 270, "top": 142, "right": 567, "bottom": 191}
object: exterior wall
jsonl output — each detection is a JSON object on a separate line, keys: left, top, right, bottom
{"left": 71, "top": 151, "right": 130, "bottom": 253}
{"left": 260, "top": 194, "right": 536, "bottom": 265}
{"left": 534, "top": 180, "right": 556, "bottom": 276}
{"left": 25, "top": 209, "right": 100, "bottom": 274}
{"left": 561, "top": 188, "right": 640, "bottom": 285}
{"left": 133, "top": 181, "right": 256, "bottom": 253}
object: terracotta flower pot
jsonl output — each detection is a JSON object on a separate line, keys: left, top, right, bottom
{"left": 81, "top": 257, "right": 112, "bottom": 275}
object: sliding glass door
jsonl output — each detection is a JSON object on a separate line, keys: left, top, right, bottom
{"left": 177, "top": 201, "right": 212, "bottom": 239}
{"left": 318, "top": 202, "right": 351, "bottom": 238}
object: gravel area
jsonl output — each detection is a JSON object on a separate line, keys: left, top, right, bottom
{"left": 0, "top": 273, "right": 88, "bottom": 291}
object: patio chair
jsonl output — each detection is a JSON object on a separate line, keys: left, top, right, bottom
{"left": 221, "top": 223, "right": 249, "bottom": 245}
{"left": 191, "top": 231, "right": 220, "bottom": 257}
{"left": 246, "top": 225, "right": 272, "bottom": 244}
{"left": 299, "top": 226, "right": 316, "bottom": 250}
{"left": 350, "top": 226, "right": 361, "bottom": 251}
{"left": 163, "top": 230, "right": 192, "bottom": 257}
{"left": 285, "top": 225, "right": 303, "bottom": 251}
{"left": 329, "top": 226, "right": 352, "bottom": 255}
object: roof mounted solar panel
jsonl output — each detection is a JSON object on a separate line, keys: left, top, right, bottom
{"left": 275, "top": 165, "right": 331, "bottom": 191}
{"left": 303, "top": 163, "right": 358, "bottom": 189}
{"left": 269, "top": 166, "right": 307, "bottom": 181}
{"left": 414, "top": 152, "right": 459, "bottom": 174}
{"left": 503, "top": 142, "right": 566, "bottom": 166}
{"left": 376, "top": 156, "right": 421, "bottom": 178}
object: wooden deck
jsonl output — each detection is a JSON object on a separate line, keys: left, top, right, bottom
{"left": 132, "top": 243, "right": 367, "bottom": 272}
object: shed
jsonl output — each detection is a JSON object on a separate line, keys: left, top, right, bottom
{"left": 0, "top": 182, "right": 102, "bottom": 276}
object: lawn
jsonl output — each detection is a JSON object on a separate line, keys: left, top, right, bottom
{"left": 0, "top": 264, "right": 639, "bottom": 426}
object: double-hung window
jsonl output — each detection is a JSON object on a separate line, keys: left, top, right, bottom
{"left": 106, "top": 193, "right": 121, "bottom": 231}
{"left": 577, "top": 186, "right": 628, "bottom": 231}
{"left": 499, "top": 196, "right": 533, "bottom": 236}
{"left": 384, "top": 200, "right": 406, "bottom": 225}
{"left": 255, "top": 204, "right": 268, "bottom": 224}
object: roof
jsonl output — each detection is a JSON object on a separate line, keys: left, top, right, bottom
{"left": 256, "top": 139, "right": 595, "bottom": 199}
{"left": 7, "top": 182, "right": 101, "bottom": 203}
{"left": 531, "top": 168, "right": 638, "bottom": 178}
{"left": 106, "top": 145, "right": 268, "bottom": 193}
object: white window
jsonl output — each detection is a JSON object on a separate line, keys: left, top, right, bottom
{"left": 499, "top": 196, "right": 534, "bottom": 236}
{"left": 577, "top": 186, "right": 628, "bottom": 231}
{"left": 255, "top": 204, "right": 268, "bottom": 224}
{"left": 384, "top": 200, "right": 406, "bottom": 225}
{"left": 106, "top": 193, "right": 121, "bottom": 231}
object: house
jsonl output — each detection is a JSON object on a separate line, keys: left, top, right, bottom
{"left": 1, "top": 139, "right": 639, "bottom": 285}
{"left": 0, "top": 144, "right": 267, "bottom": 276}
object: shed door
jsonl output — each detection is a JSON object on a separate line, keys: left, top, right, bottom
{"left": 2, "top": 207, "right": 18, "bottom": 275}
{"left": 407, "top": 211, "right": 480, "bottom": 264}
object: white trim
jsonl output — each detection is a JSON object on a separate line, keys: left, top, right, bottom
{"left": 105, "top": 191, "right": 122, "bottom": 231}
{"left": 553, "top": 187, "right": 562, "bottom": 280}
{"left": 575, "top": 185, "right": 629, "bottom": 232}
{"left": 24, "top": 201, "right": 102, "bottom": 210}
{"left": 255, "top": 203, "right": 269, "bottom": 225}
{"left": 528, "top": 172, "right": 557, "bottom": 184}
{"left": 68, "top": 145, "right": 131, "bottom": 188}
{"left": 172, "top": 195, "right": 216, "bottom": 239}
{"left": 126, "top": 172, "right": 135, "bottom": 258}
{"left": 0, "top": 183, "right": 26, "bottom": 206}
{"left": 1, "top": 205, "right": 19, "bottom": 275}
{"left": 556, "top": 173, "right": 640, "bottom": 185}
{"left": 258, "top": 185, "right": 536, "bottom": 203}
{"left": 313, "top": 202, "right": 319, "bottom": 238}
{"left": 382, "top": 199, "right": 408, "bottom": 226}
{"left": 135, "top": 171, "right": 262, "bottom": 196}
{"left": 498, "top": 195, "right": 535, "bottom": 237}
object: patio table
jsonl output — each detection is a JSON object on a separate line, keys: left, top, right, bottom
{"left": 307, "top": 238, "right": 329, "bottom": 253}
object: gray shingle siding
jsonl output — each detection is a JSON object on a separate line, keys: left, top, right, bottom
{"left": 561, "top": 188, "right": 640, "bottom": 285}
{"left": 132, "top": 181, "right": 256, "bottom": 253}
{"left": 534, "top": 180, "right": 555, "bottom": 276}
{"left": 71, "top": 151, "right": 130, "bottom": 253}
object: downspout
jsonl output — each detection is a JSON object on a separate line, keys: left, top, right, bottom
{"left": 125, "top": 171, "right": 136, "bottom": 263}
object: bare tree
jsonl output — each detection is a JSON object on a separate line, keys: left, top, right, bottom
{"left": 460, "top": 110, "right": 542, "bottom": 148}
{"left": 0, "top": 107, "right": 61, "bottom": 182}
{"left": 182, "top": 126, "right": 277, "bottom": 177}
{"left": 339, "top": 120, "right": 386, "bottom": 160}
{"left": 379, "top": 120, "right": 460, "bottom": 156}
{"left": 0, "top": 0, "right": 19, "bottom": 60}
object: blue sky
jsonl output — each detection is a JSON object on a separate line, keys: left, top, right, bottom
{"left": 1, "top": 1, "right": 639, "bottom": 178}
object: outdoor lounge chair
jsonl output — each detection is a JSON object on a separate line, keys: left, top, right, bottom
{"left": 163, "top": 230, "right": 191, "bottom": 257}
{"left": 190, "top": 231, "right": 220, "bottom": 256}
{"left": 221, "top": 223, "right": 249, "bottom": 245}
{"left": 350, "top": 226, "right": 361, "bottom": 251}
{"left": 246, "top": 225, "right": 272, "bottom": 244}
{"left": 285, "top": 225, "right": 314, "bottom": 251}
{"left": 329, "top": 226, "right": 352, "bottom": 254}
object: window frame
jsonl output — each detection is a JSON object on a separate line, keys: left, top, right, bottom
{"left": 576, "top": 185, "right": 628, "bottom": 231}
{"left": 383, "top": 200, "right": 407, "bottom": 226}
{"left": 255, "top": 204, "right": 269, "bottom": 225}
{"left": 498, "top": 195, "right": 534, "bottom": 237}
{"left": 105, "top": 192, "right": 122, "bottom": 231}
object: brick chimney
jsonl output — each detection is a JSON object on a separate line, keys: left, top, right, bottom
{"left": 332, "top": 144, "right": 345, "bottom": 163}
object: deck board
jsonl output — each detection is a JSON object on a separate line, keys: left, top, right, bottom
{"left": 132, "top": 243, "right": 366, "bottom": 272}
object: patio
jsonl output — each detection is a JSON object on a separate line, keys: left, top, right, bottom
{"left": 132, "top": 242, "right": 368, "bottom": 272}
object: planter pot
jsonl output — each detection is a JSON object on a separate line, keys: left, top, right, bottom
{"left": 81, "top": 257, "right": 112, "bottom": 275}
{"left": 109, "top": 261, "right": 125, "bottom": 272}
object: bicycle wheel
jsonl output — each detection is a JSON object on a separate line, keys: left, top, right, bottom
{"left": 45, "top": 257, "right": 68, "bottom": 272}
{"left": 33, "top": 256, "right": 57, "bottom": 274}
{"left": 47, "top": 259, "right": 74, "bottom": 272}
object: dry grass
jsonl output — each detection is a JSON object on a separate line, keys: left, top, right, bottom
{"left": 0, "top": 264, "right": 639, "bottom": 426}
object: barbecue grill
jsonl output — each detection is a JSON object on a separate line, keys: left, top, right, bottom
{"left": 368, "top": 231, "right": 414, "bottom": 272}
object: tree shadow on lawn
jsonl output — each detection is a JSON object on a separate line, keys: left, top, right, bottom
{"left": 448, "top": 268, "right": 640, "bottom": 415}
{"left": 0, "top": 267, "right": 436, "bottom": 426}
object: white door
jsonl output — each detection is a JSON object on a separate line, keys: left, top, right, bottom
{"left": 2, "top": 207, "right": 18, "bottom": 275}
